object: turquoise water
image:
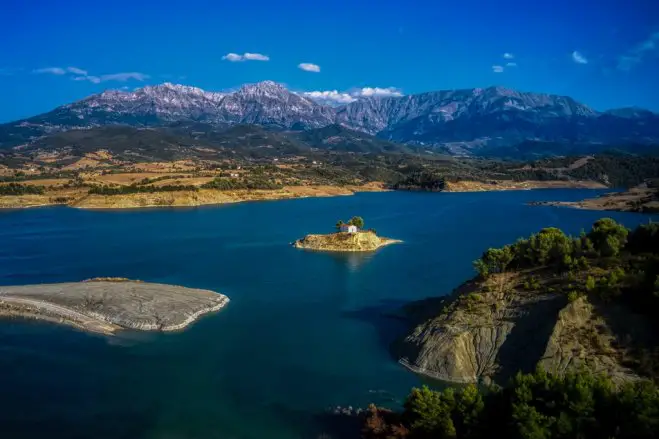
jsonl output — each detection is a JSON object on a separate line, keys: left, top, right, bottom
{"left": 0, "top": 190, "right": 656, "bottom": 439}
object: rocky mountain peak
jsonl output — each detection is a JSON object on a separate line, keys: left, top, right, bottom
{"left": 236, "top": 80, "right": 290, "bottom": 98}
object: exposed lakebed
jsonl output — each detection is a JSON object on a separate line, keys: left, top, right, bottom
{"left": 0, "top": 190, "right": 656, "bottom": 439}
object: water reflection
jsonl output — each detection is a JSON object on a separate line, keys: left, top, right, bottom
{"left": 316, "top": 250, "right": 376, "bottom": 272}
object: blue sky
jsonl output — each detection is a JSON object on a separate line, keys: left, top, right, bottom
{"left": 1, "top": 0, "right": 658, "bottom": 122}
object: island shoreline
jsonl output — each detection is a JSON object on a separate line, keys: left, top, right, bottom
{"left": 0, "top": 180, "right": 608, "bottom": 211}
{"left": 0, "top": 281, "right": 230, "bottom": 336}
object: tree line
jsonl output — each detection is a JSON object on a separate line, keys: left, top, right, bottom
{"left": 200, "top": 176, "right": 283, "bottom": 190}
{"left": 0, "top": 183, "right": 45, "bottom": 195}
{"left": 87, "top": 184, "right": 197, "bottom": 195}
{"left": 363, "top": 367, "right": 659, "bottom": 439}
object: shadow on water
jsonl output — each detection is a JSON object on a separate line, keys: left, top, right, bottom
{"left": 342, "top": 299, "right": 411, "bottom": 361}
{"left": 0, "top": 405, "right": 157, "bottom": 439}
{"left": 314, "top": 411, "right": 363, "bottom": 439}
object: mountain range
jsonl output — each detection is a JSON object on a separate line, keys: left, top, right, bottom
{"left": 2, "top": 80, "right": 658, "bottom": 158}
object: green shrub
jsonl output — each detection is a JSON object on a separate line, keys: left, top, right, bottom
{"left": 0, "top": 183, "right": 45, "bottom": 195}
{"left": 567, "top": 291, "right": 580, "bottom": 302}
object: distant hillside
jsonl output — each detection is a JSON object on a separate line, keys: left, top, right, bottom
{"left": 291, "top": 124, "right": 420, "bottom": 154}
{"left": 2, "top": 81, "right": 659, "bottom": 158}
{"left": 6, "top": 123, "right": 419, "bottom": 163}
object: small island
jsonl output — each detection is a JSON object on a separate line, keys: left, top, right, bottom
{"left": 0, "top": 278, "right": 229, "bottom": 335}
{"left": 294, "top": 216, "right": 401, "bottom": 252}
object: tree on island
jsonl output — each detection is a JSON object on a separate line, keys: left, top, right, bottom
{"left": 335, "top": 216, "right": 365, "bottom": 231}
{"left": 349, "top": 216, "right": 365, "bottom": 229}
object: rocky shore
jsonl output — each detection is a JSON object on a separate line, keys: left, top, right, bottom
{"left": 394, "top": 269, "right": 646, "bottom": 386}
{"left": 0, "top": 279, "right": 229, "bottom": 335}
{"left": 0, "top": 184, "right": 387, "bottom": 210}
{"left": 294, "top": 231, "right": 401, "bottom": 252}
{"left": 443, "top": 179, "right": 605, "bottom": 192}
{"left": 530, "top": 184, "right": 659, "bottom": 213}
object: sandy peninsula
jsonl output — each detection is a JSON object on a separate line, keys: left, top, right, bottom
{"left": 0, "top": 279, "right": 229, "bottom": 335}
{"left": 294, "top": 230, "right": 401, "bottom": 252}
{"left": 530, "top": 184, "right": 659, "bottom": 213}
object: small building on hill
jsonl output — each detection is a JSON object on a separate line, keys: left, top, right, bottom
{"left": 340, "top": 224, "right": 359, "bottom": 234}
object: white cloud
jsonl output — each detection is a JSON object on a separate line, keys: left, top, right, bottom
{"left": 303, "top": 90, "right": 356, "bottom": 104}
{"left": 506, "top": 62, "right": 517, "bottom": 67}
{"left": 222, "top": 52, "right": 270, "bottom": 62}
{"left": 33, "top": 65, "right": 148, "bottom": 83}
{"left": 617, "top": 31, "right": 659, "bottom": 71}
{"left": 222, "top": 53, "right": 243, "bottom": 62}
{"left": 298, "top": 63, "right": 321, "bottom": 72}
{"left": 98, "top": 72, "right": 149, "bottom": 82}
{"left": 33, "top": 67, "right": 66, "bottom": 75}
{"left": 572, "top": 51, "right": 588, "bottom": 64}
{"left": 243, "top": 53, "right": 270, "bottom": 61}
{"left": 492, "top": 65, "right": 504, "bottom": 73}
{"left": 355, "top": 87, "right": 403, "bottom": 97}
{"left": 73, "top": 75, "right": 101, "bottom": 84}
{"left": 303, "top": 86, "right": 403, "bottom": 104}
{"left": 67, "top": 66, "right": 87, "bottom": 75}
{"left": 72, "top": 72, "right": 148, "bottom": 83}
{"left": 503, "top": 53, "right": 514, "bottom": 59}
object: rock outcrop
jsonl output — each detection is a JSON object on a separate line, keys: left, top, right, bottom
{"left": 294, "top": 231, "right": 401, "bottom": 252}
{"left": 396, "top": 270, "right": 648, "bottom": 385}
{"left": 0, "top": 280, "right": 229, "bottom": 335}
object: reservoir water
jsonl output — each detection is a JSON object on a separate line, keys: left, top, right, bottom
{"left": 0, "top": 189, "right": 656, "bottom": 439}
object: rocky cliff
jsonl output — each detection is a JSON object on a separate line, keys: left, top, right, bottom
{"left": 396, "top": 268, "right": 649, "bottom": 385}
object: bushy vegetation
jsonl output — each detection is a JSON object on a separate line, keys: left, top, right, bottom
{"left": 391, "top": 171, "right": 446, "bottom": 191}
{"left": 483, "top": 153, "right": 659, "bottom": 188}
{"left": 135, "top": 175, "right": 188, "bottom": 185}
{"left": 88, "top": 184, "right": 197, "bottom": 195}
{"left": 336, "top": 216, "right": 365, "bottom": 231}
{"left": 473, "top": 219, "right": 659, "bottom": 317}
{"left": 0, "top": 183, "right": 45, "bottom": 195}
{"left": 473, "top": 218, "right": 630, "bottom": 277}
{"left": 201, "top": 176, "right": 283, "bottom": 190}
{"left": 363, "top": 368, "right": 659, "bottom": 439}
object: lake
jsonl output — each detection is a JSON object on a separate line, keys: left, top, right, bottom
{"left": 0, "top": 189, "right": 656, "bottom": 439}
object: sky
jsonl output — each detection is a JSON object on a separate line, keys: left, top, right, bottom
{"left": 1, "top": 0, "right": 658, "bottom": 122}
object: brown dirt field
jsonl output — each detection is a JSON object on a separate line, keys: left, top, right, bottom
{"left": 63, "top": 157, "right": 103, "bottom": 170}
